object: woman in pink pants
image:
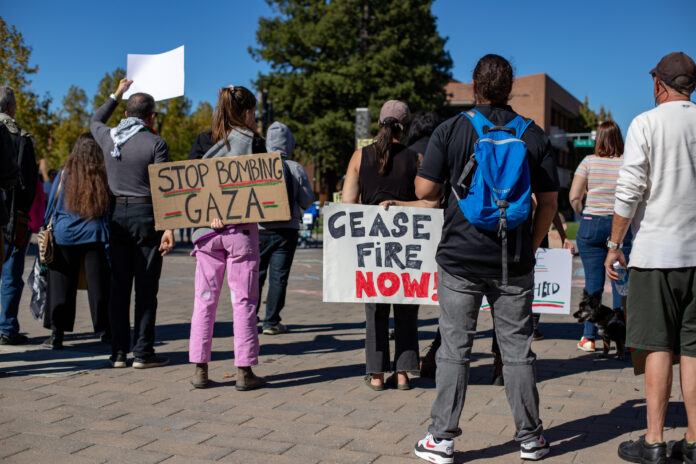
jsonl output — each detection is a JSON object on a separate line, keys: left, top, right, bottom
{"left": 188, "top": 85, "right": 267, "bottom": 390}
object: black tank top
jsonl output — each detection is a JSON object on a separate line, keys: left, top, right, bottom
{"left": 358, "top": 142, "right": 419, "bottom": 206}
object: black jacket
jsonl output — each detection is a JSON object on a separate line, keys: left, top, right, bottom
{"left": 0, "top": 124, "right": 19, "bottom": 227}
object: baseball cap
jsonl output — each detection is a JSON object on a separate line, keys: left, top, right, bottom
{"left": 650, "top": 52, "right": 696, "bottom": 94}
{"left": 379, "top": 100, "right": 410, "bottom": 126}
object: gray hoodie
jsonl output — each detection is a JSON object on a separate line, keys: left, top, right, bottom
{"left": 260, "top": 122, "right": 314, "bottom": 230}
{"left": 191, "top": 127, "right": 255, "bottom": 244}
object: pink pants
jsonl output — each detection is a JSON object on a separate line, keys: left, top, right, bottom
{"left": 189, "top": 224, "right": 260, "bottom": 366}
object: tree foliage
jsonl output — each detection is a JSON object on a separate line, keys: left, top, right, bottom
{"left": 579, "top": 96, "right": 613, "bottom": 131}
{"left": 49, "top": 85, "right": 90, "bottom": 167}
{"left": 0, "top": 16, "right": 54, "bottom": 159}
{"left": 251, "top": 0, "right": 452, "bottom": 183}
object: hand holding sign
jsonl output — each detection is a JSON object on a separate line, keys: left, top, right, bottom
{"left": 114, "top": 78, "right": 133, "bottom": 100}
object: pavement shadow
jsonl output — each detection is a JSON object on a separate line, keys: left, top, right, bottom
{"left": 452, "top": 399, "right": 686, "bottom": 462}
{"left": 263, "top": 362, "right": 365, "bottom": 388}
{"left": 0, "top": 346, "right": 109, "bottom": 377}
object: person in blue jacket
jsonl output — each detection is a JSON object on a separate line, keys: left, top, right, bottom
{"left": 42, "top": 133, "right": 110, "bottom": 349}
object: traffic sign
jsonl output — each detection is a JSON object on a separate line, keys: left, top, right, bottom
{"left": 574, "top": 139, "right": 595, "bottom": 148}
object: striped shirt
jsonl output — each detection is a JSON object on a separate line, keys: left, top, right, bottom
{"left": 575, "top": 155, "right": 624, "bottom": 215}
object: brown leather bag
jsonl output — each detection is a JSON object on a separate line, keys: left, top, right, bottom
{"left": 37, "top": 174, "right": 62, "bottom": 265}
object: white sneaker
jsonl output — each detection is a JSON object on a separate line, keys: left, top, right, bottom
{"left": 414, "top": 433, "right": 454, "bottom": 464}
{"left": 520, "top": 434, "right": 550, "bottom": 460}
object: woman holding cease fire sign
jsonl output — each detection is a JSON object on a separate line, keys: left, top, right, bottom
{"left": 343, "top": 100, "right": 439, "bottom": 391}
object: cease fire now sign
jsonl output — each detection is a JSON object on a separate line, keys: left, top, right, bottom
{"left": 148, "top": 152, "right": 291, "bottom": 230}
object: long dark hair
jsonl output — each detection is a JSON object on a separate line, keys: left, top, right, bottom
{"left": 211, "top": 86, "right": 257, "bottom": 150}
{"left": 62, "top": 133, "right": 109, "bottom": 220}
{"left": 594, "top": 121, "right": 624, "bottom": 158}
{"left": 374, "top": 118, "right": 404, "bottom": 175}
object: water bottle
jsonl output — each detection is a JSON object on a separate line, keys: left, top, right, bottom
{"left": 613, "top": 261, "right": 629, "bottom": 296}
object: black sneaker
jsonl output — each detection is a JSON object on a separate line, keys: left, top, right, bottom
{"left": 0, "top": 333, "right": 29, "bottom": 345}
{"left": 618, "top": 436, "right": 667, "bottom": 463}
{"left": 109, "top": 353, "right": 127, "bottom": 368}
{"left": 41, "top": 331, "right": 64, "bottom": 350}
{"left": 132, "top": 355, "right": 169, "bottom": 369}
{"left": 669, "top": 438, "right": 696, "bottom": 464}
{"left": 532, "top": 329, "right": 545, "bottom": 341}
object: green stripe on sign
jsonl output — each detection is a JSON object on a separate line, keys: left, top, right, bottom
{"left": 164, "top": 214, "right": 182, "bottom": 219}
{"left": 532, "top": 300, "right": 564, "bottom": 304}
{"left": 263, "top": 205, "right": 278, "bottom": 209}
{"left": 164, "top": 191, "right": 198, "bottom": 198}
{"left": 221, "top": 181, "right": 282, "bottom": 190}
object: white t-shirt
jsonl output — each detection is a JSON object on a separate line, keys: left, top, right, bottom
{"left": 614, "top": 100, "right": 696, "bottom": 269}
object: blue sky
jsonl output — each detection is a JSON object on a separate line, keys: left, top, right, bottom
{"left": 3, "top": 0, "right": 695, "bottom": 133}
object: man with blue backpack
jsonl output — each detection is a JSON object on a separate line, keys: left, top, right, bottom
{"left": 413, "top": 54, "right": 559, "bottom": 463}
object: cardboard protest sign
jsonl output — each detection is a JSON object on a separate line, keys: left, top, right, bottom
{"left": 323, "top": 203, "right": 443, "bottom": 305}
{"left": 480, "top": 248, "right": 573, "bottom": 314}
{"left": 148, "top": 152, "right": 290, "bottom": 231}
{"left": 323, "top": 203, "right": 572, "bottom": 313}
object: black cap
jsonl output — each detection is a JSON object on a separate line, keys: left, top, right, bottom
{"left": 650, "top": 52, "right": 696, "bottom": 94}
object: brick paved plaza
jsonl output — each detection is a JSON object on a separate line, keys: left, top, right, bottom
{"left": 0, "top": 242, "right": 686, "bottom": 463}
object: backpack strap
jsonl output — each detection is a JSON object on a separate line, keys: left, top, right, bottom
{"left": 461, "top": 109, "right": 496, "bottom": 138}
{"left": 504, "top": 115, "right": 534, "bottom": 139}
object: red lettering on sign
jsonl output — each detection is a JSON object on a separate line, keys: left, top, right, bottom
{"left": 377, "top": 272, "right": 400, "bottom": 297}
{"left": 401, "top": 273, "right": 430, "bottom": 298}
{"left": 432, "top": 272, "right": 438, "bottom": 302}
{"left": 356, "top": 271, "right": 377, "bottom": 298}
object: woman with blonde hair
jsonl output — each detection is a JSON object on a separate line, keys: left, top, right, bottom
{"left": 42, "top": 133, "right": 110, "bottom": 349}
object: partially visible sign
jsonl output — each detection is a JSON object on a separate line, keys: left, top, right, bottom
{"left": 148, "top": 153, "right": 290, "bottom": 230}
{"left": 481, "top": 248, "right": 572, "bottom": 314}
{"left": 573, "top": 139, "right": 595, "bottom": 148}
{"left": 323, "top": 203, "right": 443, "bottom": 305}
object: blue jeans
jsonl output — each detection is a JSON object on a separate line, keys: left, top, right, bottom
{"left": 257, "top": 229, "right": 298, "bottom": 329}
{"left": 576, "top": 214, "right": 632, "bottom": 339}
{"left": 0, "top": 236, "right": 31, "bottom": 336}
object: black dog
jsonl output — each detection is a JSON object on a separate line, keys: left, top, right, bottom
{"left": 573, "top": 289, "right": 627, "bottom": 359}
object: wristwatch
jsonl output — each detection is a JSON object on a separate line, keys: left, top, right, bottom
{"left": 606, "top": 239, "right": 622, "bottom": 250}
{"left": 109, "top": 93, "right": 118, "bottom": 102}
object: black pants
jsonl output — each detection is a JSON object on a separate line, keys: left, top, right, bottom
{"left": 257, "top": 228, "right": 298, "bottom": 329}
{"left": 44, "top": 242, "right": 110, "bottom": 333}
{"left": 109, "top": 203, "right": 163, "bottom": 358}
{"left": 365, "top": 303, "right": 419, "bottom": 374}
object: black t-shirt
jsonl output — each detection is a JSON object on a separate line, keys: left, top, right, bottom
{"left": 358, "top": 143, "right": 418, "bottom": 205}
{"left": 418, "top": 104, "right": 559, "bottom": 278}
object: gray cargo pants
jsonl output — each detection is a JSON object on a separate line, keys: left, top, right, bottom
{"left": 428, "top": 265, "right": 543, "bottom": 442}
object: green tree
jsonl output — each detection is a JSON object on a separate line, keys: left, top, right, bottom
{"left": 49, "top": 85, "right": 90, "bottom": 168}
{"left": 157, "top": 96, "right": 194, "bottom": 161}
{"left": 251, "top": 0, "right": 452, "bottom": 184}
{"left": 93, "top": 68, "right": 126, "bottom": 127}
{"left": 579, "top": 96, "right": 614, "bottom": 131}
{"left": 0, "top": 16, "right": 54, "bottom": 159}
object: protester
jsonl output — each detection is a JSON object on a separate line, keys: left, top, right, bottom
{"left": 41, "top": 133, "right": 110, "bottom": 349}
{"left": 187, "top": 85, "right": 266, "bottom": 391}
{"left": 408, "top": 111, "right": 441, "bottom": 155}
{"left": 604, "top": 52, "right": 696, "bottom": 464}
{"left": 90, "top": 78, "right": 174, "bottom": 368}
{"left": 343, "top": 100, "right": 438, "bottom": 391}
{"left": 0, "top": 124, "right": 19, "bottom": 266}
{"left": 570, "top": 120, "right": 632, "bottom": 352}
{"left": 413, "top": 54, "right": 558, "bottom": 463}
{"left": 257, "top": 122, "right": 314, "bottom": 335}
{"left": 0, "top": 86, "right": 38, "bottom": 346}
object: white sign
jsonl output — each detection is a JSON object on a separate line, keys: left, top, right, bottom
{"left": 323, "top": 203, "right": 443, "bottom": 305}
{"left": 322, "top": 203, "right": 572, "bottom": 313}
{"left": 124, "top": 45, "right": 185, "bottom": 101}
{"left": 481, "top": 248, "right": 572, "bottom": 314}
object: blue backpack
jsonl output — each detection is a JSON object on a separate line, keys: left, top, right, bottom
{"left": 451, "top": 110, "right": 533, "bottom": 282}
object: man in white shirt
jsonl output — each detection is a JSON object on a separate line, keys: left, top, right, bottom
{"left": 605, "top": 51, "right": 696, "bottom": 464}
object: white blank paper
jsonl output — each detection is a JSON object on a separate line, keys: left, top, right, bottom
{"left": 124, "top": 45, "right": 185, "bottom": 101}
